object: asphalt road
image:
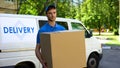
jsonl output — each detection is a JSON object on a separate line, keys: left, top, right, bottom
{"left": 98, "top": 46, "right": 120, "bottom": 68}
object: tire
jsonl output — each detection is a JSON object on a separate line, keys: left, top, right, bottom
{"left": 87, "top": 53, "right": 99, "bottom": 68}
{"left": 15, "top": 63, "right": 31, "bottom": 68}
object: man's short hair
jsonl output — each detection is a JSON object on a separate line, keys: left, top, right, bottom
{"left": 45, "top": 4, "right": 56, "bottom": 13}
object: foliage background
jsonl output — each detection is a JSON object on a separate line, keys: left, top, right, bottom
{"left": 18, "top": 0, "right": 119, "bottom": 35}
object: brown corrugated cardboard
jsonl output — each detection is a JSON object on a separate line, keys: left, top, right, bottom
{"left": 40, "top": 30, "right": 86, "bottom": 68}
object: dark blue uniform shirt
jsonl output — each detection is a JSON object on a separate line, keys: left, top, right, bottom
{"left": 37, "top": 23, "right": 65, "bottom": 44}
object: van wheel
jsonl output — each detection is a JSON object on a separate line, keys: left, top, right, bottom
{"left": 15, "top": 63, "right": 31, "bottom": 68}
{"left": 87, "top": 53, "right": 99, "bottom": 68}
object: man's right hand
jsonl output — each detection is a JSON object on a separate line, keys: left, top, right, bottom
{"left": 35, "top": 45, "right": 48, "bottom": 68}
{"left": 42, "top": 61, "right": 47, "bottom": 68}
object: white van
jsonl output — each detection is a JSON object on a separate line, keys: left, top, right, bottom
{"left": 0, "top": 14, "right": 102, "bottom": 68}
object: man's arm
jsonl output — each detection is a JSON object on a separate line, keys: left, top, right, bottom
{"left": 35, "top": 44, "right": 47, "bottom": 68}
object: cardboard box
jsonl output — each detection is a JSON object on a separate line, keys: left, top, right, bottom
{"left": 40, "top": 30, "right": 86, "bottom": 68}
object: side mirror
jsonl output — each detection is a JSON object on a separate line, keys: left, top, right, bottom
{"left": 89, "top": 29, "right": 93, "bottom": 37}
{"left": 85, "top": 29, "right": 93, "bottom": 38}
{"left": 85, "top": 30, "right": 93, "bottom": 38}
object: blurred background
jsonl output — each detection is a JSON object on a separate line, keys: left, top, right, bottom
{"left": 0, "top": 0, "right": 119, "bottom": 46}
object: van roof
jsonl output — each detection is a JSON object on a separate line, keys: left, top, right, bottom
{"left": 0, "top": 13, "right": 44, "bottom": 18}
{"left": 0, "top": 14, "right": 81, "bottom": 23}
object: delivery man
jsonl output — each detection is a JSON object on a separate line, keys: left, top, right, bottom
{"left": 35, "top": 4, "right": 65, "bottom": 68}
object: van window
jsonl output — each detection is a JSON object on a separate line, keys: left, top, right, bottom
{"left": 39, "top": 20, "right": 47, "bottom": 28}
{"left": 71, "top": 22, "right": 88, "bottom": 37}
{"left": 56, "top": 21, "right": 68, "bottom": 30}
{"left": 38, "top": 20, "right": 68, "bottom": 30}
{"left": 71, "top": 23, "right": 85, "bottom": 30}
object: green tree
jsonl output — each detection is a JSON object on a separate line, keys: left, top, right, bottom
{"left": 18, "top": 0, "right": 55, "bottom": 15}
{"left": 78, "top": 0, "right": 119, "bottom": 35}
{"left": 57, "top": 0, "right": 77, "bottom": 18}
{"left": 18, "top": 0, "right": 119, "bottom": 35}
{"left": 18, "top": 0, "right": 76, "bottom": 17}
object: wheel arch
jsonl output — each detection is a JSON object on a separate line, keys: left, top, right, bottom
{"left": 15, "top": 61, "right": 36, "bottom": 68}
{"left": 88, "top": 51, "right": 100, "bottom": 60}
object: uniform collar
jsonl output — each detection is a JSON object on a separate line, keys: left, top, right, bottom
{"left": 47, "top": 22, "right": 58, "bottom": 28}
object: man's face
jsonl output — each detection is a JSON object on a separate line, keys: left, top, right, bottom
{"left": 46, "top": 9, "right": 56, "bottom": 22}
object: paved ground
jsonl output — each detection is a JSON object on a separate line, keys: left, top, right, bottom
{"left": 99, "top": 46, "right": 120, "bottom": 68}
{"left": 96, "top": 36, "right": 120, "bottom": 68}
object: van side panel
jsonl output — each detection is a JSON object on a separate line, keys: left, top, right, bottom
{"left": 0, "top": 16, "right": 41, "bottom": 68}
{"left": 0, "top": 17, "right": 37, "bottom": 50}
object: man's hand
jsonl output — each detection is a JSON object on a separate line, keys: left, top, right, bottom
{"left": 42, "top": 60, "right": 47, "bottom": 68}
{"left": 35, "top": 45, "right": 48, "bottom": 68}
